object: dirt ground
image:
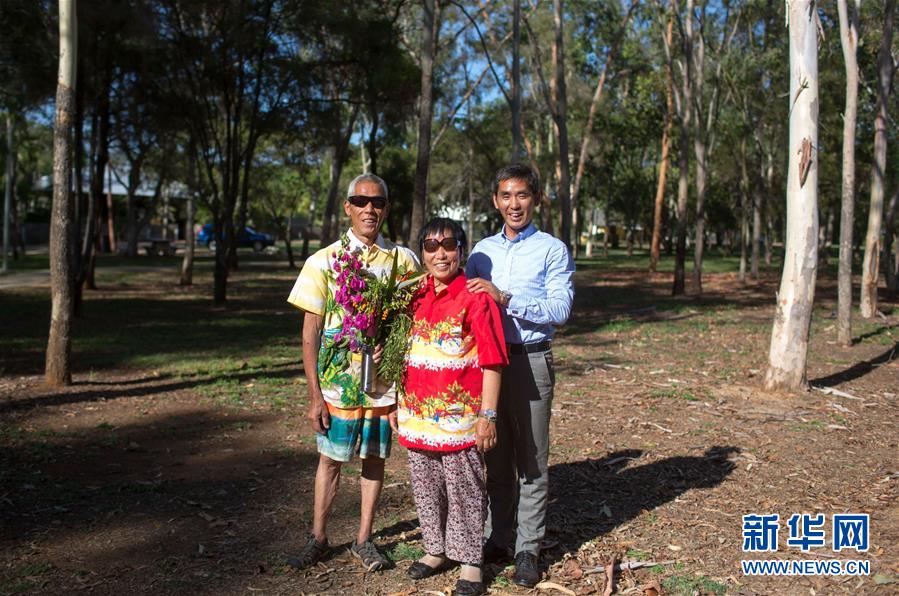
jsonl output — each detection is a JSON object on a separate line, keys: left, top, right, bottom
{"left": 1, "top": 267, "right": 897, "bottom": 595}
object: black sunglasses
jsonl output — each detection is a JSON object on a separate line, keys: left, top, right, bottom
{"left": 422, "top": 237, "right": 460, "bottom": 253}
{"left": 347, "top": 195, "right": 388, "bottom": 209}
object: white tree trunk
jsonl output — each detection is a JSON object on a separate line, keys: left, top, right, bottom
{"left": 764, "top": 0, "right": 819, "bottom": 392}
{"left": 46, "top": 0, "right": 77, "bottom": 386}
{"left": 859, "top": 0, "right": 894, "bottom": 318}
{"left": 836, "top": 0, "right": 860, "bottom": 346}
{"left": 673, "top": 0, "right": 693, "bottom": 296}
{"left": 552, "top": 0, "right": 572, "bottom": 252}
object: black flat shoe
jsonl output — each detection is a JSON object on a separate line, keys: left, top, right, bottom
{"left": 407, "top": 557, "right": 452, "bottom": 580}
{"left": 455, "top": 578, "right": 487, "bottom": 595}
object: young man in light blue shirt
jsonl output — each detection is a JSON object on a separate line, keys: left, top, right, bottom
{"left": 465, "top": 164, "right": 575, "bottom": 587}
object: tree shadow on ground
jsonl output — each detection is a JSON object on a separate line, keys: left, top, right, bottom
{"left": 0, "top": 363, "right": 303, "bottom": 414}
{"left": 539, "top": 446, "right": 739, "bottom": 567}
{"left": 0, "top": 407, "right": 328, "bottom": 595}
{"left": 809, "top": 341, "right": 899, "bottom": 387}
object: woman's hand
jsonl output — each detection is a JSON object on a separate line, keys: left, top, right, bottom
{"left": 475, "top": 418, "right": 497, "bottom": 453}
{"left": 372, "top": 344, "right": 384, "bottom": 365}
{"left": 387, "top": 405, "right": 398, "bottom": 433}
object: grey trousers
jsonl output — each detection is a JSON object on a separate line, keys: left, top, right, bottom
{"left": 485, "top": 348, "right": 554, "bottom": 556}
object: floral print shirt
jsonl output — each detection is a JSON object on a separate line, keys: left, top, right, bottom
{"left": 287, "top": 229, "right": 420, "bottom": 409}
{"left": 399, "top": 272, "right": 508, "bottom": 451}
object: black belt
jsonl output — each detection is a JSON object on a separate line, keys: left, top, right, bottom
{"left": 507, "top": 340, "right": 552, "bottom": 355}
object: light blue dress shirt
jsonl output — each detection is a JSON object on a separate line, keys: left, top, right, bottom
{"left": 466, "top": 222, "right": 575, "bottom": 344}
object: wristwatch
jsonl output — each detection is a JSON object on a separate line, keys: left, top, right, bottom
{"left": 479, "top": 408, "right": 498, "bottom": 423}
{"left": 499, "top": 291, "right": 512, "bottom": 307}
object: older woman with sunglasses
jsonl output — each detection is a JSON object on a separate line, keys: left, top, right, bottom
{"left": 396, "top": 217, "right": 508, "bottom": 596}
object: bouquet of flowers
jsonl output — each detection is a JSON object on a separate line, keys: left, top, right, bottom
{"left": 323, "top": 234, "right": 422, "bottom": 388}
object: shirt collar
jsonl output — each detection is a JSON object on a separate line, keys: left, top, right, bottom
{"left": 500, "top": 221, "right": 538, "bottom": 243}
{"left": 346, "top": 228, "right": 387, "bottom": 252}
{"left": 426, "top": 271, "right": 466, "bottom": 297}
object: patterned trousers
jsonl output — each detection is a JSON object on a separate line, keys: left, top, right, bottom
{"left": 407, "top": 446, "right": 486, "bottom": 565}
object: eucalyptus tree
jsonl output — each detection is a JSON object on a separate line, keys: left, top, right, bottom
{"left": 860, "top": 0, "right": 895, "bottom": 318}
{"left": 408, "top": 0, "right": 440, "bottom": 249}
{"left": 836, "top": 0, "right": 861, "bottom": 345}
{"left": 670, "top": 0, "right": 693, "bottom": 296}
{"left": 690, "top": 0, "right": 739, "bottom": 294}
{"left": 46, "top": 0, "right": 78, "bottom": 387}
{"left": 764, "top": 0, "right": 820, "bottom": 392}
{"left": 650, "top": 0, "right": 675, "bottom": 273}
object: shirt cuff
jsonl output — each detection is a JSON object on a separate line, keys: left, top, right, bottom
{"left": 506, "top": 294, "right": 525, "bottom": 318}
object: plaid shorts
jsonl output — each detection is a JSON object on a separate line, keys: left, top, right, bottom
{"left": 316, "top": 402, "right": 393, "bottom": 462}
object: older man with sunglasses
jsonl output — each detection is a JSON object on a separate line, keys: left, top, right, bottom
{"left": 286, "top": 173, "right": 420, "bottom": 571}
{"left": 465, "top": 164, "right": 575, "bottom": 587}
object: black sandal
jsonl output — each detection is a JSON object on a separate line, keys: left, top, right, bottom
{"left": 407, "top": 554, "right": 453, "bottom": 580}
{"left": 455, "top": 578, "right": 486, "bottom": 595}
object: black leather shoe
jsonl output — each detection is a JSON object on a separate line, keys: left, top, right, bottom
{"left": 513, "top": 551, "right": 540, "bottom": 587}
{"left": 455, "top": 578, "right": 487, "bottom": 595}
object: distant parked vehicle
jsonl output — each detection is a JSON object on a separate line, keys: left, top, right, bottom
{"left": 197, "top": 223, "right": 274, "bottom": 252}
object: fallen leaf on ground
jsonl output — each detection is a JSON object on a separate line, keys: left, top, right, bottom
{"left": 536, "top": 581, "right": 577, "bottom": 595}
{"left": 641, "top": 579, "right": 662, "bottom": 596}
{"left": 563, "top": 558, "right": 584, "bottom": 580}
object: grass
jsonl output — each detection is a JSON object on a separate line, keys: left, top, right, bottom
{"left": 650, "top": 386, "right": 703, "bottom": 402}
{"left": 0, "top": 261, "right": 305, "bottom": 378}
{"left": 573, "top": 247, "right": 783, "bottom": 275}
{"left": 791, "top": 420, "right": 825, "bottom": 432}
{"left": 387, "top": 542, "right": 425, "bottom": 562}
{"left": 0, "top": 561, "right": 54, "bottom": 595}
{"left": 626, "top": 549, "right": 651, "bottom": 561}
{"left": 662, "top": 574, "right": 727, "bottom": 595}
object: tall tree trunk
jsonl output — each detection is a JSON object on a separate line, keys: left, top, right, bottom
{"left": 765, "top": 154, "right": 774, "bottom": 267}
{"left": 94, "top": 75, "right": 111, "bottom": 254}
{"left": 818, "top": 208, "right": 834, "bottom": 265}
{"left": 46, "top": 0, "right": 77, "bottom": 387}
{"left": 673, "top": 0, "right": 694, "bottom": 296}
{"left": 860, "top": 0, "right": 895, "bottom": 318}
{"left": 692, "top": 133, "right": 708, "bottom": 293}
{"left": 366, "top": 108, "right": 380, "bottom": 176}
{"left": 302, "top": 188, "right": 317, "bottom": 260}
{"left": 764, "top": 0, "right": 819, "bottom": 392}
{"left": 320, "top": 106, "right": 359, "bottom": 245}
{"left": 409, "top": 0, "right": 439, "bottom": 249}
{"left": 511, "top": 0, "right": 522, "bottom": 162}
{"left": 738, "top": 139, "right": 750, "bottom": 284}
{"left": 180, "top": 195, "right": 195, "bottom": 286}
{"left": 2, "top": 113, "right": 13, "bottom": 273}
{"left": 105, "top": 166, "right": 116, "bottom": 253}
{"left": 123, "top": 160, "right": 143, "bottom": 258}
{"left": 283, "top": 213, "right": 296, "bottom": 269}
{"left": 692, "top": 2, "right": 707, "bottom": 295}
{"left": 650, "top": 3, "right": 675, "bottom": 273}
{"left": 181, "top": 139, "right": 198, "bottom": 286}
{"left": 751, "top": 169, "right": 762, "bottom": 280}
{"left": 551, "top": 0, "right": 572, "bottom": 251}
